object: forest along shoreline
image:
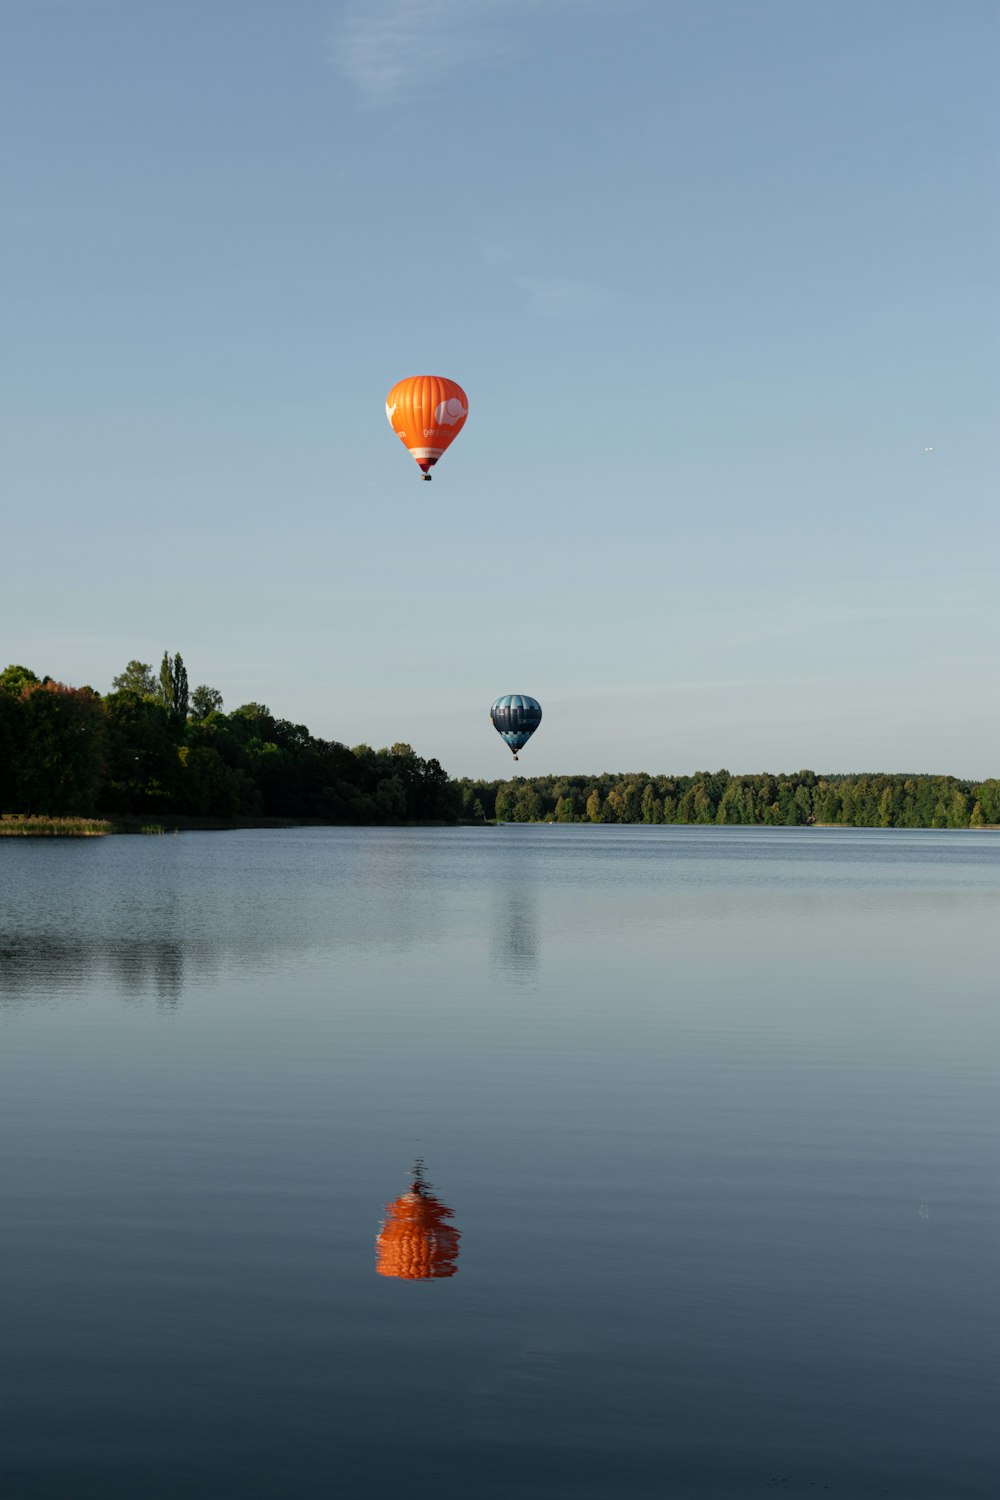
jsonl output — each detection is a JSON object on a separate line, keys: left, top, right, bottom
{"left": 1, "top": 659, "right": 997, "bottom": 833}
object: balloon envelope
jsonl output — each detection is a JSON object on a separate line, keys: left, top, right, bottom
{"left": 386, "top": 375, "right": 468, "bottom": 478}
{"left": 491, "top": 694, "right": 542, "bottom": 757}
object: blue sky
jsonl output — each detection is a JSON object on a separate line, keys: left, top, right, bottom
{"left": 3, "top": 0, "right": 997, "bottom": 778}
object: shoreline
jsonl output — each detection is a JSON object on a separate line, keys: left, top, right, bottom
{"left": 0, "top": 814, "right": 468, "bottom": 837}
{"left": 1, "top": 816, "right": 996, "bottom": 838}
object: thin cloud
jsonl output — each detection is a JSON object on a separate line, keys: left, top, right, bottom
{"left": 547, "top": 677, "right": 820, "bottom": 702}
{"left": 480, "top": 244, "right": 608, "bottom": 317}
{"left": 332, "top": 1, "right": 510, "bottom": 104}
{"left": 331, "top": 0, "right": 586, "bottom": 106}
{"left": 514, "top": 275, "right": 606, "bottom": 317}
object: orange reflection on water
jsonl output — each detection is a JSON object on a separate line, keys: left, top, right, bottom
{"left": 376, "top": 1162, "right": 460, "bottom": 1280}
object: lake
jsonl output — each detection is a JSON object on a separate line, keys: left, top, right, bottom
{"left": 0, "top": 825, "right": 996, "bottom": 1498}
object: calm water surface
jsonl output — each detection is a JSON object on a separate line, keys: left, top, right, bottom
{"left": 1, "top": 826, "right": 996, "bottom": 1498}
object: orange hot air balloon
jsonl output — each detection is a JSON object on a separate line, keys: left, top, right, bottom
{"left": 376, "top": 1164, "right": 461, "bottom": 1280}
{"left": 385, "top": 375, "right": 468, "bottom": 480}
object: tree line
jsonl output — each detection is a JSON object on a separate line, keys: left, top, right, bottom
{"left": 1, "top": 657, "right": 995, "bottom": 828}
{"left": 0, "top": 656, "right": 459, "bottom": 824}
{"left": 457, "top": 769, "right": 999, "bottom": 829}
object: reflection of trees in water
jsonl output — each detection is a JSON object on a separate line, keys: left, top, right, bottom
{"left": 0, "top": 934, "right": 197, "bottom": 1008}
{"left": 490, "top": 885, "right": 539, "bottom": 977}
{"left": 0, "top": 885, "right": 456, "bottom": 1009}
{"left": 125, "top": 938, "right": 185, "bottom": 1006}
{"left": 0, "top": 829, "right": 470, "bottom": 1012}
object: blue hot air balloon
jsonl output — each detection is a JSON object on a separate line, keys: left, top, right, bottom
{"left": 490, "top": 694, "right": 542, "bottom": 761}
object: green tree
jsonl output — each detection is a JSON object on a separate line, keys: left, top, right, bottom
{"left": 607, "top": 781, "right": 642, "bottom": 822}
{"left": 0, "top": 698, "right": 18, "bottom": 810}
{"left": 604, "top": 786, "right": 626, "bottom": 822}
{"left": 947, "top": 790, "right": 970, "bottom": 828}
{"left": 877, "top": 786, "right": 895, "bottom": 827}
{"left": 717, "top": 780, "right": 749, "bottom": 824}
{"left": 375, "top": 775, "right": 408, "bottom": 822}
{"left": 112, "top": 660, "right": 158, "bottom": 696}
{"left": 494, "top": 783, "right": 515, "bottom": 822}
{"left": 159, "top": 651, "right": 189, "bottom": 723}
{"left": 815, "top": 784, "right": 842, "bottom": 824}
{"left": 0, "top": 664, "right": 40, "bottom": 698}
{"left": 513, "top": 786, "right": 545, "bottom": 821}
{"left": 640, "top": 783, "right": 657, "bottom": 823}
{"left": 694, "top": 785, "right": 717, "bottom": 823}
{"left": 793, "top": 784, "right": 814, "bottom": 823}
{"left": 974, "top": 780, "right": 1000, "bottom": 824}
{"left": 778, "top": 786, "right": 799, "bottom": 825}
{"left": 680, "top": 781, "right": 718, "bottom": 822}
{"left": 190, "top": 684, "right": 224, "bottom": 721}
{"left": 178, "top": 745, "right": 242, "bottom": 817}
{"left": 0, "top": 667, "right": 38, "bottom": 811}
{"left": 102, "top": 690, "right": 179, "bottom": 813}
{"left": 586, "top": 788, "right": 604, "bottom": 823}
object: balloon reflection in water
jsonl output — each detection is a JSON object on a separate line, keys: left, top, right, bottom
{"left": 376, "top": 1162, "right": 461, "bottom": 1280}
